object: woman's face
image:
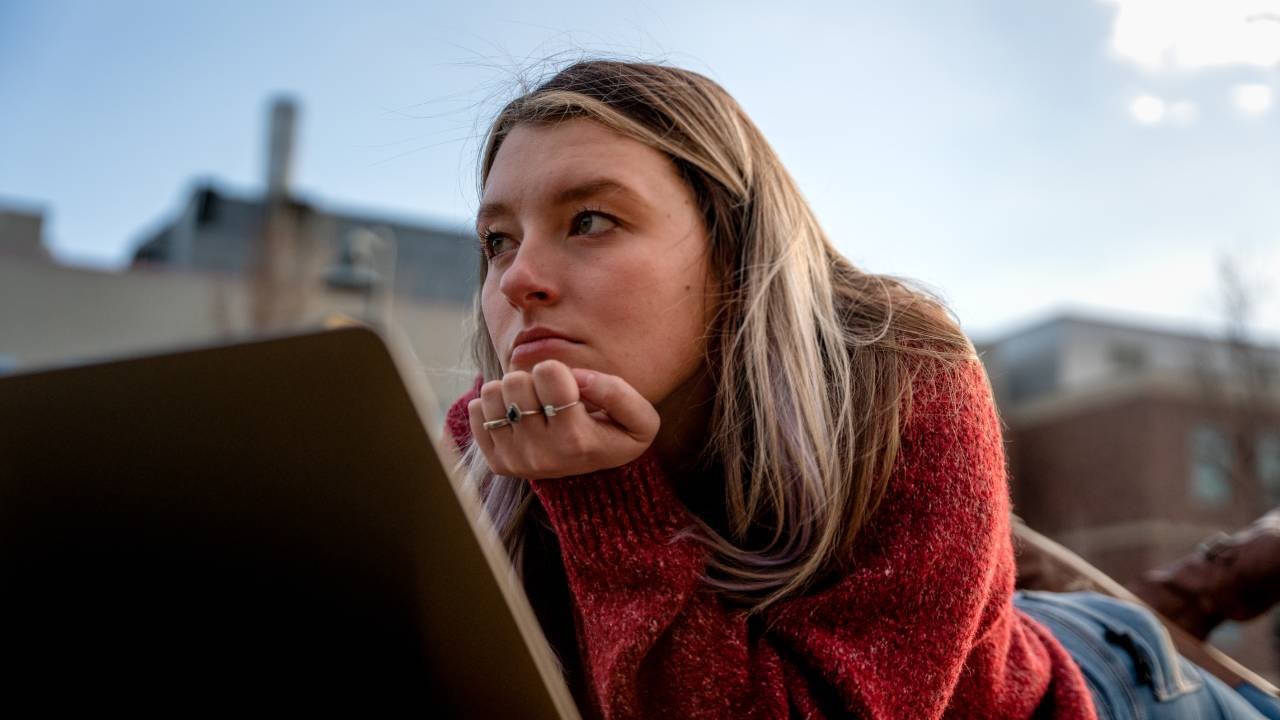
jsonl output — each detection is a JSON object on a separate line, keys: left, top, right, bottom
{"left": 478, "top": 118, "right": 714, "bottom": 407}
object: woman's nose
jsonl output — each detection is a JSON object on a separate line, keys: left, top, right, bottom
{"left": 498, "top": 235, "right": 560, "bottom": 308}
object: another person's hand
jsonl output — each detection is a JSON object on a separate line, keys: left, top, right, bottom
{"left": 466, "top": 359, "right": 660, "bottom": 479}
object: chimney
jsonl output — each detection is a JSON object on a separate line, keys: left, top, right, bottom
{"left": 264, "top": 96, "right": 297, "bottom": 200}
{"left": 0, "top": 207, "right": 47, "bottom": 259}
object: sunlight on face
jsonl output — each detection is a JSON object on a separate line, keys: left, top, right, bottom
{"left": 477, "top": 119, "right": 715, "bottom": 407}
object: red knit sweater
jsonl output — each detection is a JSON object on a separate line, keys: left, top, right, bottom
{"left": 445, "top": 359, "right": 1097, "bottom": 719}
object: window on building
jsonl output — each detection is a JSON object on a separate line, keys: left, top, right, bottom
{"left": 1258, "top": 361, "right": 1279, "bottom": 392}
{"left": 1208, "top": 620, "right": 1243, "bottom": 652}
{"left": 1189, "top": 424, "right": 1233, "bottom": 509}
{"left": 325, "top": 228, "right": 381, "bottom": 292}
{"left": 1108, "top": 342, "right": 1149, "bottom": 376}
{"left": 1258, "top": 430, "right": 1280, "bottom": 506}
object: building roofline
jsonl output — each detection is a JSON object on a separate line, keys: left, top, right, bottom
{"left": 1003, "top": 368, "right": 1280, "bottom": 428}
{"left": 0, "top": 196, "right": 49, "bottom": 215}
{"left": 975, "top": 305, "right": 1280, "bottom": 350}
{"left": 124, "top": 178, "right": 474, "bottom": 268}
{"left": 318, "top": 196, "right": 472, "bottom": 237}
{"left": 171, "top": 180, "right": 472, "bottom": 237}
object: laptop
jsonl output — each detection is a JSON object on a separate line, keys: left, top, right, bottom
{"left": 0, "top": 325, "right": 580, "bottom": 717}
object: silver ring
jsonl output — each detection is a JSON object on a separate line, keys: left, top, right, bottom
{"left": 486, "top": 400, "right": 580, "bottom": 430}
{"left": 505, "top": 402, "right": 541, "bottom": 425}
{"left": 543, "top": 400, "right": 580, "bottom": 417}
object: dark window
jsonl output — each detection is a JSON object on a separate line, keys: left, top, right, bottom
{"left": 1258, "top": 430, "right": 1280, "bottom": 505}
{"left": 1257, "top": 361, "right": 1279, "bottom": 391}
{"left": 1189, "top": 424, "right": 1232, "bottom": 509}
{"left": 1208, "top": 620, "right": 1243, "bottom": 652}
{"left": 1108, "top": 342, "right": 1148, "bottom": 375}
{"left": 195, "top": 188, "right": 219, "bottom": 226}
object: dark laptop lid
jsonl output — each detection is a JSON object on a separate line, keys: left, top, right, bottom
{"left": 0, "top": 326, "right": 578, "bottom": 717}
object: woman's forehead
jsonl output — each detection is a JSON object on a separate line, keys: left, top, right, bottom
{"left": 479, "top": 120, "right": 685, "bottom": 222}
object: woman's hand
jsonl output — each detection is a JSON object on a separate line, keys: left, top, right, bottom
{"left": 466, "top": 359, "right": 660, "bottom": 479}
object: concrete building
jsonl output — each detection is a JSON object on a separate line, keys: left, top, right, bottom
{"left": 0, "top": 97, "right": 480, "bottom": 409}
{"left": 980, "top": 314, "right": 1280, "bottom": 680}
{"left": 131, "top": 183, "right": 477, "bottom": 307}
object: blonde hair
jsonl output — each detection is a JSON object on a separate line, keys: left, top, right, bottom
{"left": 461, "top": 60, "right": 975, "bottom": 612}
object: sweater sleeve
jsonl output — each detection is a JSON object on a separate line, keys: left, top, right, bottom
{"left": 525, "top": 452, "right": 797, "bottom": 719}
{"left": 445, "top": 362, "right": 1085, "bottom": 719}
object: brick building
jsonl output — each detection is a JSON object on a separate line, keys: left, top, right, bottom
{"left": 980, "top": 314, "right": 1280, "bottom": 681}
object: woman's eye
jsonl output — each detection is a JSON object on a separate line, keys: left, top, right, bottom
{"left": 480, "top": 231, "right": 516, "bottom": 259}
{"left": 571, "top": 212, "right": 616, "bottom": 236}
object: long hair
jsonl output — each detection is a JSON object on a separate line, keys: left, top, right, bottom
{"left": 460, "top": 60, "right": 975, "bottom": 612}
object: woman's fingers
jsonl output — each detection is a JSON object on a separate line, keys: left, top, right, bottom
{"left": 499, "top": 372, "right": 556, "bottom": 478}
{"left": 531, "top": 360, "right": 581, "bottom": 414}
{"left": 471, "top": 365, "right": 659, "bottom": 479}
{"left": 477, "top": 380, "right": 511, "bottom": 472}
{"left": 478, "top": 380, "right": 508, "bottom": 430}
{"left": 500, "top": 371, "right": 547, "bottom": 434}
{"left": 573, "top": 369, "right": 660, "bottom": 443}
{"left": 466, "top": 398, "right": 496, "bottom": 458}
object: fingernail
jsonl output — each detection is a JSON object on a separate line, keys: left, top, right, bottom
{"left": 572, "top": 368, "right": 596, "bottom": 389}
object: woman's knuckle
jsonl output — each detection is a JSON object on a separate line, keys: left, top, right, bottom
{"left": 597, "top": 376, "right": 619, "bottom": 401}
{"left": 565, "top": 430, "right": 590, "bottom": 458}
{"left": 532, "top": 359, "right": 564, "bottom": 382}
{"left": 526, "top": 457, "right": 545, "bottom": 477}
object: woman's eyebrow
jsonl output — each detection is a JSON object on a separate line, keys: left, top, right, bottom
{"left": 476, "top": 177, "right": 652, "bottom": 228}
{"left": 552, "top": 178, "right": 650, "bottom": 208}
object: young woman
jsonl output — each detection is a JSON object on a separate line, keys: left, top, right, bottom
{"left": 443, "top": 60, "right": 1277, "bottom": 719}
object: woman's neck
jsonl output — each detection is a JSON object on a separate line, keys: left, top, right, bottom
{"left": 652, "top": 366, "right": 717, "bottom": 487}
{"left": 653, "top": 366, "right": 733, "bottom": 537}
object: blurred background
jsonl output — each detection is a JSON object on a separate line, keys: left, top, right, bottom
{"left": 2, "top": 0, "right": 1278, "bottom": 682}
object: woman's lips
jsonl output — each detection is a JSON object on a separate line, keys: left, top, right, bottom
{"left": 510, "top": 337, "right": 579, "bottom": 366}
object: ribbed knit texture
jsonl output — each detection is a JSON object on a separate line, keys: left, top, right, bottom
{"left": 446, "top": 360, "right": 1097, "bottom": 719}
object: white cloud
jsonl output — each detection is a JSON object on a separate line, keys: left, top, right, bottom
{"left": 1126, "top": 95, "right": 1200, "bottom": 126}
{"left": 1233, "top": 83, "right": 1275, "bottom": 115}
{"left": 1103, "top": 0, "right": 1280, "bottom": 70}
{"left": 1167, "top": 100, "right": 1200, "bottom": 125}
{"left": 1129, "top": 94, "right": 1167, "bottom": 124}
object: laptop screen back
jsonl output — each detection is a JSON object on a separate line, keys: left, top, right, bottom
{"left": 0, "top": 327, "right": 577, "bottom": 716}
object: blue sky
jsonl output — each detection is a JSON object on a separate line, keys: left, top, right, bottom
{"left": 2, "top": 0, "right": 1278, "bottom": 340}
